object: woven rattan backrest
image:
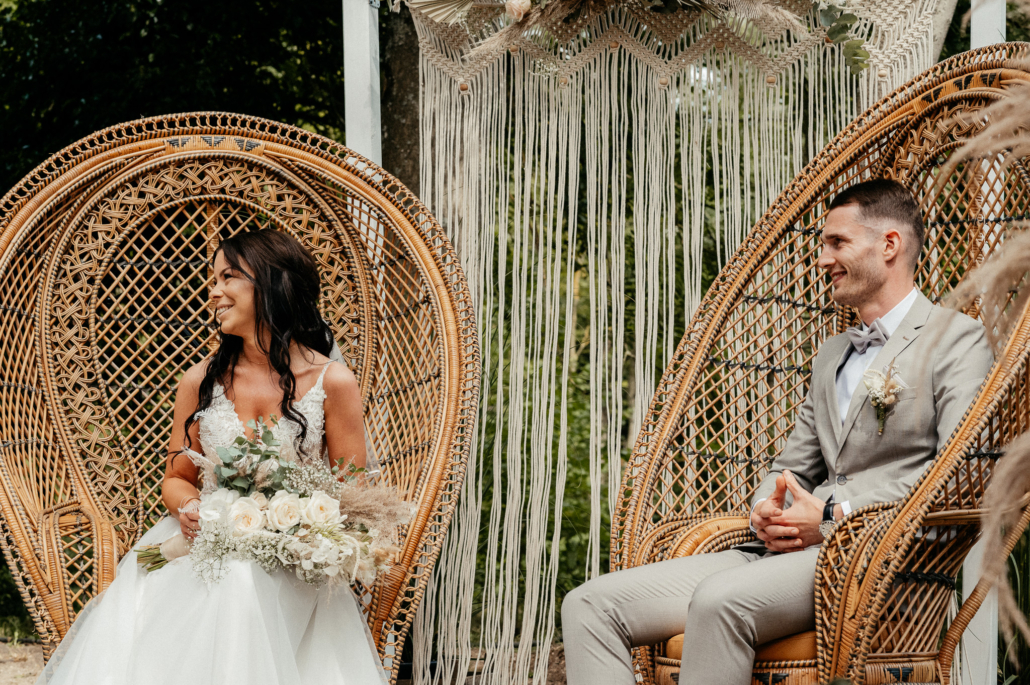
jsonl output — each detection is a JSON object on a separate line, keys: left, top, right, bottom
{"left": 612, "top": 46, "right": 1030, "bottom": 573}
{"left": 0, "top": 114, "right": 480, "bottom": 676}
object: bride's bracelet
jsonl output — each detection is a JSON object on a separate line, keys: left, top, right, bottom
{"left": 177, "top": 497, "right": 201, "bottom": 516}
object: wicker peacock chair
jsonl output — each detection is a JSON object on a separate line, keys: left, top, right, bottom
{"left": 611, "top": 44, "right": 1030, "bottom": 685}
{"left": 0, "top": 113, "right": 480, "bottom": 682}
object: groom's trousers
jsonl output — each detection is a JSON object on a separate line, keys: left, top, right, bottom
{"left": 561, "top": 545, "right": 820, "bottom": 685}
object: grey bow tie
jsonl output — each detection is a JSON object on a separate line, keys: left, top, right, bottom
{"left": 847, "top": 319, "right": 890, "bottom": 354}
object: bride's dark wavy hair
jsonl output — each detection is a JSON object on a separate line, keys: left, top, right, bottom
{"left": 184, "top": 230, "right": 335, "bottom": 455}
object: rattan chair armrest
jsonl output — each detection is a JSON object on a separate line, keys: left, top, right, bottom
{"left": 813, "top": 501, "right": 900, "bottom": 680}
{"left": 37, "top": 500, "right": 119, "bottom": 653}
{"left": 630, "top": 514, "right": 754, "bottom": 567}
{"left": 666, "top": 515, "right": 754, "bottom": 560}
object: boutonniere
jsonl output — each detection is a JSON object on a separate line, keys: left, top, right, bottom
{"left": 862, "top": 359, "right": 907, "bottom": 435}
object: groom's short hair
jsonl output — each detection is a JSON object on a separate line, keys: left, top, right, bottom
{"left": 829, "top": 179, "right": 925, "bottom": 270}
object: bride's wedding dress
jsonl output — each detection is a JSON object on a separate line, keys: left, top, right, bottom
{"left": 37, "top": 362, "right": 388, "bottom": 685}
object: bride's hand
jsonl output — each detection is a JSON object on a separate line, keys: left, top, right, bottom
{"left": 178, "top": 498, "right": 201, "bottom": 539}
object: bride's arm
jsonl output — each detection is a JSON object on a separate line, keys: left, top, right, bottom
{"left": 162, "top": 364, "right": 204, "bottom": 537}
{"left": 323, "top": 363, "right": 367, "bottom": 478}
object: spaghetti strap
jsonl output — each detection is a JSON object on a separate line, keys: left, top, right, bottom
{"left": 315, "top": 360, "right": 333, "bottom": 385}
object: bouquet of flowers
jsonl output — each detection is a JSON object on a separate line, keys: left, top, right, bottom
{"left": 137, "top": 418, "right": 414, "bottom": 588}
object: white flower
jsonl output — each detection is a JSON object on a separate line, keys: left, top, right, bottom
{"left": 229, "top": 497, "right": 266, "bottom": 536}
{"left": 265, "top": 491, "right": 303, "bottom": 531}
{"left": 506, "top": 0, "right": 530, "bottom": 21}
{"left": 301, "top": 491, "right": 342, "bottom": 526}
{"left": 250, "top": 491, "right": 268, "bottom": 509}
{"left": 198, "top": 488, "right": 239, "bottom": 523}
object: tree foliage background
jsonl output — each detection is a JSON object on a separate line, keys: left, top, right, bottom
{"left": 2, "top": 1, "right": 1030, "bottom": 682}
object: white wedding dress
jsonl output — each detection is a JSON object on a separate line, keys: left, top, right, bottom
{"left": 37, "top": 362, "right": 388, "bottom": 685}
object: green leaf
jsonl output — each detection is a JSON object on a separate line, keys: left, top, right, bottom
{"left": 220, "top": 466, "right": 236, "bottom": 477}
{"left": 231, "top": 477, "right": 249, "bottom": 488}
{"left": 234, "top": 436, "right": 247, "bottom": 445}
{"left": 836, "top": 13, "right": 858, "bottom": 25}
{"left": 827, "top": 25, "right": 849, "bottom": 41}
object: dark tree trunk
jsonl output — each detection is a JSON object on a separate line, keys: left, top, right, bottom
{"left": 379, "top": 7, "right": 421, "bottom": 197}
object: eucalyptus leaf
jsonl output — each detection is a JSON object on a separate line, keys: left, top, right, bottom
{"left": 231, "top": 477, "right": 249, "bottom": 488}
{"left": 827, "top": 24, "right": 849, "bottom": 41}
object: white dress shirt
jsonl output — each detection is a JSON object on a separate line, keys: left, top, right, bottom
{"left": 751, "top": 287, "right": 918, "bottom": 528}
{"left": 830, "top": 286, "right": 918, "bottom": 515}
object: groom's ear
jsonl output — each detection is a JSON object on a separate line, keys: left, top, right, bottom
{"left": 882, "top": 224, "right": 905, "bottom": 265}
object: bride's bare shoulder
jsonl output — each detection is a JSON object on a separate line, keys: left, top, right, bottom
{"left": 323, "top": 361, "right": 359, "bottom": 400}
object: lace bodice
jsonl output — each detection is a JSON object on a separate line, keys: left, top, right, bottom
{"left": 194, "top": 363, "right": 333, "bottom": 478}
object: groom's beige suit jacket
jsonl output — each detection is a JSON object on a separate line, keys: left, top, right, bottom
{"left": 752, "top": 292, "right": 994, "bottom": 513}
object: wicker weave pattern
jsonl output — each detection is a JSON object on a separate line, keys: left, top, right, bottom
{"left": 0, "top": 113, "right": 481, "bottom": 682}
{"left": 613, "top": 45, "right": 1030, "bottom": 685}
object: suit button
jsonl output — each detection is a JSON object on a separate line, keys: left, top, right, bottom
{"left": 836, "top": 475, "right": 847, "bottom": 485}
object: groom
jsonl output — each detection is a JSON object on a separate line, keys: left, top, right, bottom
{"left": 561, "top": 179, "right": 994, "bottom": 685}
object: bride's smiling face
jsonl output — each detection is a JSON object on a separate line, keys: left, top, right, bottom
{"left": 210, "top": 251, "right": 257, "bottom": 337}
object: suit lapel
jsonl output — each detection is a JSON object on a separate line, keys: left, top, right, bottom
{"left": 834, "top": 292, "right": 933, "bottom": 459}
{"left": 825, "top": 338, "right": 850, "bottom": 445}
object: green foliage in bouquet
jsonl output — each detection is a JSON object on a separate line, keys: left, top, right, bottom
{"left": 215, "top": 417, "right": 287, "bottom": 497}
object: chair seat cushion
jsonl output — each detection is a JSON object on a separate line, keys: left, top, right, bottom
{"left": 665, "top": 630, "right": 816, "bottom": 663}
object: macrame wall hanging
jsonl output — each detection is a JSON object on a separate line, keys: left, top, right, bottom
{"left": 407, "top": 0, "right": 945, "bottom": 682}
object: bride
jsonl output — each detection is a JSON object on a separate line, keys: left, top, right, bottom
{"left": 37, "top": 230, "right": 388, "bottom": 684}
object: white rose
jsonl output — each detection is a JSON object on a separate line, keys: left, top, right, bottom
{"left": 250, "top": 491, "right": 268, "bottom": 509}
{"left": 302, "top": 491, "right": 342, "bottom": 526}
{"left": 266, "top": 491, "right": 302, "bottom": 531}
{"left": 197, "top": 488, "right": 239, "bottom": 523}
{"left": 229, "top": 497, "right": 266, "bottom": 536}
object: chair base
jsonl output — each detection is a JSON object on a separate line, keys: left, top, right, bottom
{"left": 655, "top": 656, "right": 942, "bottom": 685}
{"left": 655, "top": 656, "right": 819, "bottom": 685}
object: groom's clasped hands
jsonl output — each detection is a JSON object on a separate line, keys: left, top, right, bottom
{"left": 750, "top": 471, "right": 833, "bottom": 552}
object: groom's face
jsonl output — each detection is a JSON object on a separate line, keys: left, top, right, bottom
{"left": 818, "top": 203, "right": 888, "bottom": 308}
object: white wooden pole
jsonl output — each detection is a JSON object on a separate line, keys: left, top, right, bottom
{"left": 971, "top": 0, "right": 1006, "bottom": 49}
{"left": 343, "top": 0, "right": 383, "bottom": 165}
{"left": 959, "top": 8, "right": 1006, "bottom": 676}
{"left": 959, "top": 14, "right": 1006, "bottom": 683}
{"left": 959, "top": 12, "right": 1005, "bottom": 683}
{"left": 961, "top": 539, "right": 999, "bottom": 685}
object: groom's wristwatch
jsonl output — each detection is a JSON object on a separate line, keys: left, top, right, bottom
{"left": 819, "top": 502, "right": 837, "bottom": 540}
